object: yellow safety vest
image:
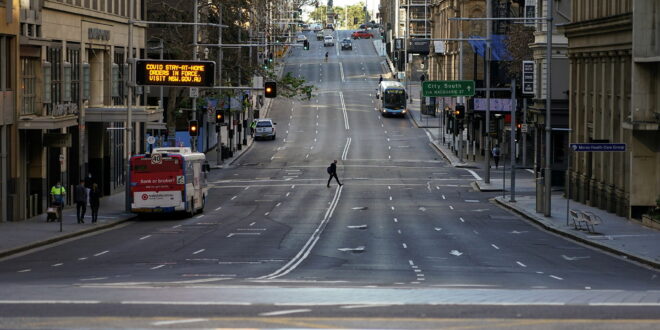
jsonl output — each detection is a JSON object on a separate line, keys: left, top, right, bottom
{"left": 51, "top": 186, "right": 66, "bottom": 195}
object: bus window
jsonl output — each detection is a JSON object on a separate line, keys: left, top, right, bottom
{"left": 383, "top": 89, "right": 406, "bottom": 110}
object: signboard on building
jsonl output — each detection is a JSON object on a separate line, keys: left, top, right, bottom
{"left": 570, "top": 143, "right": 627, "bottom": 152}
{"left": 422, "top": 80, "right": 475, "bottom": 97}
{"left": 522, "top": 60, "right": 535, "bottom": 95}
{"left": 408, "top": 39, "right": 430, "bottom": 54}
{"left": 433, "top": 41, "right": 445, "bottom": 54}
{"left": 135, "top": 60, "right": 216, "bottom": 87}
{"left": 44, "top": 133, "right": 72, "bottom": 148}
{"left": 473, "top": 98, "right": 513, "bottom": 112}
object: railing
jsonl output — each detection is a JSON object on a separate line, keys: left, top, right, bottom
{"left": 49, "top": 103, "right": 79, "bottom": 117}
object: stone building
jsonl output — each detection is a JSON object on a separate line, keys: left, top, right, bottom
{"left": 0, "top": 0, "right": 19, "bottom": 222}
{"left": 10, "top": 0, "right": 159, "bottom": 221}
{"left": 565, "top": 0, "right": 659, "bottom": 219}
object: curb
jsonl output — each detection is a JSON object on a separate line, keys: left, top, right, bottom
{"left": 493, "top": 197, "right": 660, "bottom": 269}
{"left": 0, "top": 216, "right": 135, "bottom": 259}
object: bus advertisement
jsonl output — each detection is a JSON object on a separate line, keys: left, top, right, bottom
{"left": 130, "top": 147, "right": 208, "bottom": 216}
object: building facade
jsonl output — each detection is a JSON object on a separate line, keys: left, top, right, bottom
{"left": 9, "top": 0, "right": 159, "bottom": 222}
{"left": 565, "top": 0, "right": 659, "bottom": 219}
{"left": 0, "top": 0, "right": 19, "bottom": 222}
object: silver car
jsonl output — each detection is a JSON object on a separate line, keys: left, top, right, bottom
{"left": 254, "top": 119, "right": 276, "bottom": 140}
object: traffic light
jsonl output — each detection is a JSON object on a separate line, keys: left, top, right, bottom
{"left": 268, "top": 53, "right": 273, "bottom": 63}
{"left": 215, "top": 110, "right": 224, "bottom": 123}
{"left": 264, "top": 81, "right": 277, "bottom": 98}
{"left": 188, "top": 120, "right": 199, "bottom": 137}
{"left": 454, "top": 105, "right": 465, "bottom": 120}
{"left": 303, "top": 40, "right": 309, "bottom": 50}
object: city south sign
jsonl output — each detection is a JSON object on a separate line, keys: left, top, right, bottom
{"left": 422, "top": 80, "right": 475, "bottom": 97}
{"left": 135, "top": 60, "right": 216, "bottom": 87}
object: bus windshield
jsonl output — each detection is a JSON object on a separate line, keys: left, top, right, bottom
{"left": 383, "top": 89, "right": 406, "bottom": 109}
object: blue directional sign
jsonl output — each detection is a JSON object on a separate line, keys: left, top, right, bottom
{"left": 570, "top": 143, "right": 626, "bottom": 152}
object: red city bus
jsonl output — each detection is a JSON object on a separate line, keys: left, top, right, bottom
{"left": 130, "top": 147, "right": 208, "bottom": 216}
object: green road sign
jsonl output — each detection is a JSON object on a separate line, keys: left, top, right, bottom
{"left": 422, "top": 80, "right": 475, "bottom": 97}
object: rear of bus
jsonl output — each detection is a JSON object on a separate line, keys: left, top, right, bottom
{"left": 130, "top": 153, "right": 186, "bottom": 213}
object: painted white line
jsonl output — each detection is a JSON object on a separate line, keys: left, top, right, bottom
{"left": 244, "top": 186, "right": 250, "bottom": 190}
{"left": 409, "top": 260, "right": 415, "bottom": 266}
{"left": 393, "top": 218, "right": 398, "bottom": 223}
{"left": 491, "top": 244, "right": 499, "bottom": 250}
{"left": 341, "top": 137, "right": 352, "bottom": 160}
{"left": 339, "top": 62, "right": 345, "bottom": 82}
{"left": 388, "top": 186, "right": 391, "bottom": 190}
{"left": 391, "top": 206, "right": 395, "bottom": 211}
{"left": 398, "top": 230, "right": 402, "bottom": 234}
{"left": 286, "top": 192, "right": 290, "bottom": 197}
{"left": 466, "top": 169, "right": 482, "bottom": 181}
{"left": 291, "top": 185, "right": 296, "bottom": 189}
{"left": 442, "top": 195, "right": 446, "bottom": 200}
{"left": 94, "top": 250, "right": 109, "bottom": 257}
{"left": 526, "top": 169, "right": 535, "bottom": 174}
{"left": 193, "top": 249, "right": 205, "bottom": 255}
{"left": 550, "top": 275, "right": 564, "bottom": 280}
{"left": 172, "top": 225, "right": 182, "bottom": 229}
{"left": 389, "top": 196, "right": 392, "bottom": 201}
{"left": 402, "top": 243, "right": 407, "bottom": 249}
{"left": 449, "top": 205, "right": 454, "bottom": 210}
{"left": 78, "top": 257, "right": 88, "bottom": 261}
{"left": 265, "top": 212, "right": 270, "bottom": 216}
{"left": 459, "top": 217, "right": 465, "bottom": 223}
{"left": 139, "top": 235, "right": 151, "bottom": 240}
{"left": 231, "top": 196, "right": 237, "bottom": 200}
{"left": 151, "top": 265, "right": 165, "bottom": 270}
{"left": 249, "top": 222, "right": 256, "bottom": 226}
{"left": 276, "top": 202, "right": 282, "bottom": 207}
{"left": 516, "top": 261, "right": 527, "bottom": 267}
{"left": 17, "top": 269, "right": 31, "bottom": 273}
{"left": 339, "top": 91, "right": 350, "bottom": 130}
{"left": 259, "top": 309, "right": 311, "bottom": 316}
{"left": 258, "top": 186, "right": 344, "bottom": 280}
{"left": 152, "top": 319, "right": 208, "bottom": 326}
{"left": 52, "top": 263, "right": 63, "bottom": 267}
{"left": 0, "top": 300, "right": 101, "bottom": 304}
{"left": 195, "top": 214, "right": 205, "bottom": 219}
{"left": 215, "top": 206, "right": 222, "bottom": 211}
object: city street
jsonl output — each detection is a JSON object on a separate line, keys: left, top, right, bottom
{"left": 1, "top": 30, "right": 659, "bottom": 329}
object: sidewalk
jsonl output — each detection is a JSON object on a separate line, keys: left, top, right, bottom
{"left": 404, "top": 79, "right": 660, "bottom": 268}
{"left": 0, "top": 192, "right": 134, "bottom": 258}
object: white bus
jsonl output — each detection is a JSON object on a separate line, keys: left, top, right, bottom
{"left": 130, "top": 147, "right": 209, "bottom": 216}
{"left": 376, "top": 81, "right": 408, "bottom": 117}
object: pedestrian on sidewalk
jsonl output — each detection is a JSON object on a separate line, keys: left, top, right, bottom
{"left": 492, "top": 144, "right": 501, "bottom": 169}
{"left": 74, "top": 180, "right": 87, "bottom": 224}
{"left": 379, "top": 75, "right": 383, "bottom": 84}
{"left": 49, "top": 182, "right": 66, "bottom": 221}
{"left": 250, "top": 120, "right": 257, "bottom": 138}
{"left": 326, "top": 160, "right": 343, "bottom": 188}
{"left": 89, "top": 183, "right": 101, "bottom": 223}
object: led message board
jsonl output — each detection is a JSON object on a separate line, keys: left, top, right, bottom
{"left": 135, "top": 60, "right": 215, "bottom": 87}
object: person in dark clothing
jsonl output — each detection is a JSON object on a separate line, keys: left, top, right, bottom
{"left": 327, "top": 160, "right": 342, "bottom": 188}
{"left": 89, "top": 183, "right": 101, "bottom": 223}
{"left": 492, "top": 145, "right": 501, "bottom": 169}
{"left": 74, "top": 180, "right": 87, "bottom": 223}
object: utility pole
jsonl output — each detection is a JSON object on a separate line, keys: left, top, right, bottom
{"left": 125, "top": 0, "right": 134, "bottom": 212}
{"left": 544, "top": 0, "right": 554, "bottom": 217}
{"left": 216, "top": 5, "right": 223, "bottom": 166}
{"left": 191, "top": 0, "right": 199, "bottom": 152}
{"left": 510, "top": 78, "right": 516, "bottom": 202}
{"left": 484, "top": 0, "right": 492, "bottom": 184}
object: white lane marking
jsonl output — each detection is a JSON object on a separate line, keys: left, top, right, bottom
{"left": 193, "top": 249, "right": 205, "bottom": 255}
{"left": 139, "top": 235, "right": 151, "bottom": 240}
{"left": 339, "top": 91, "right": 350, "bottom": 130}
{"left": 291, "top": 185, "right": 296, "bottom": 189}
{"left": 94, "top": 250, "right": 109, "bottom": 257}
{"left": 550, "top": 275, "right": 564, "bottom": 280}
{"left": 152, "top": 319, "right": 208, "bottom": 326}
{"left": 151, "top": 265, "right": 165, "bottom": 270}
{"left": 265, "top": 212, "right": 270, "bottom": 216}
{"left": 227, "top": 233, "right": 261, "bottom": 238}
{"left": 341, "top": 137, "right": 352, "bottom": 160}
{"left": 398, "top": 230, "right": 402, "bottom": 234}
{"left": 172, "top": 225, "right": 182, "bottom": 229}
{"left": 231, "top": 196, "right": 237, "bottom": 200}
{"left": 258, "top": 186, "right": 344, "bottom": 279}
{"left": 78, "top": 257, "right": 87, "bottom": 261}
{"left": 276, "top": 202, "right": 282, "bottom": 207}
{"left": 286, "top": 192, "right": 290, "bottom": 197}
{"left": 306, "top": 154, "right": 310, "bottom": 159}
{"left": 402, "top": 243, "right": 407, "bottom": 249}
{"left": 244, "top": 186, "right": 250, "bottom": 190}
{"left": 526, "top": 169, "right": 535, "bottom": 174}
{"left": 409, "top": 260, "right": 415, "bottom": 266}
{"left": 449, "top": 205, "right": 454, "bottom": 210}
{"left": 391, "top": 206, "right": 395, "bottom": 211}
{"left": 466, "top": 169, "right": 482, "bottom": 181}
{"left": 339, "top": 62, "right": 345, "bottom": 82}
{"left": 215, "top": 206, "right": 222, "bottom": 211}
{"left": 516, "top": 261, "right": 527, "bottom": 267}
{"left": 259, "top": 309, "right": 311, "bottom": 316}
{"left": 195, "top": 214, "right": 205, "bottom": 219}
{"left": 389, "top": 196, "right": 392, "bottom": 201}
{"left": 249, "top": 222, "right": 256, "bottom": 226}
{"left": 459, "top": 217, "right": 465, "bottom": 223}
{"left": 388, "top": 186, "right": 391, "bottom": 190}
{"left": 491, "top": 244, "right": 499, "bottom": 250}
{"left": 0, "top": 300, "right": 101, "bottom": 304}
{"left": 17, "top": 269, "right": 31, "bottom": 273}
{"left": 52, "top": 263, "right": 63, "bottom": 267}
{"left": 393, "top": 218, "right": 398, "bottom": 223}
{"left": 442, "top": 195, "right": 446, "bottom": 200}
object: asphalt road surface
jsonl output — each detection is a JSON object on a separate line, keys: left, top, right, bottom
{"left": 1, "top": 30, "right": 659, "bottom": 329}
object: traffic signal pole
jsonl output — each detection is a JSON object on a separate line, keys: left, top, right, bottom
{"left": 510, "top": 78, "right": 516, "bottom": 202}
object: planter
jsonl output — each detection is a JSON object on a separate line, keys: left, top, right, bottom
{"left": 642, "top": 214, "right": 660, "bottom": 231}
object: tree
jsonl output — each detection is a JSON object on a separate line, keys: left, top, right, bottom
{"left": 501, "top": 24, "right": 534, "bottom": 80}
{"left": 309, "top": 5, "right": 327, "bottom": 23}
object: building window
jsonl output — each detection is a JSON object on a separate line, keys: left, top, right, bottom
{"left": 46, "top": 46, "right": 62, "bottom": 116}
{"left": 0, "top": 35, "right": 12, "bottom": 91}
{"left": 67, "top": 47, "right": 81, "bottom": 105}
{"left": 21, "top": 57, "right": 37, "bottom": 115}
{"left": 113, "top": 50, "right": 125, "bottom": 105}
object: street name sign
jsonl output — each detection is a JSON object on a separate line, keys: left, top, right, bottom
{"left": 570, "top": 143, "right": 626, "bottom": 152}
{"left": 136, "top": 60, "right": 215, "bottom": 87}
{"left": 422, "top": 80, "right": 475, "bottom": 97}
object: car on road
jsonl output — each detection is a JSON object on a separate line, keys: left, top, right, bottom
{"left": 340, "top": 38, "right": 352, "bottom": 50}
{"left": 316, "top": 31, "right": 324, "bottom": 40}
{"left": 296, "top": 34, "right": 307, "bottom": 43}
{"left": 323, "top": 35, "right": 335, "bottom": 47}
{"left": 254, "top": 119, "right": 276, "bottom": 140}
{"left": 326, "top": 23, "right": 335, "bottom": 31}
{"left": 351, "top": 30, "right": 374, "bottom": 39}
